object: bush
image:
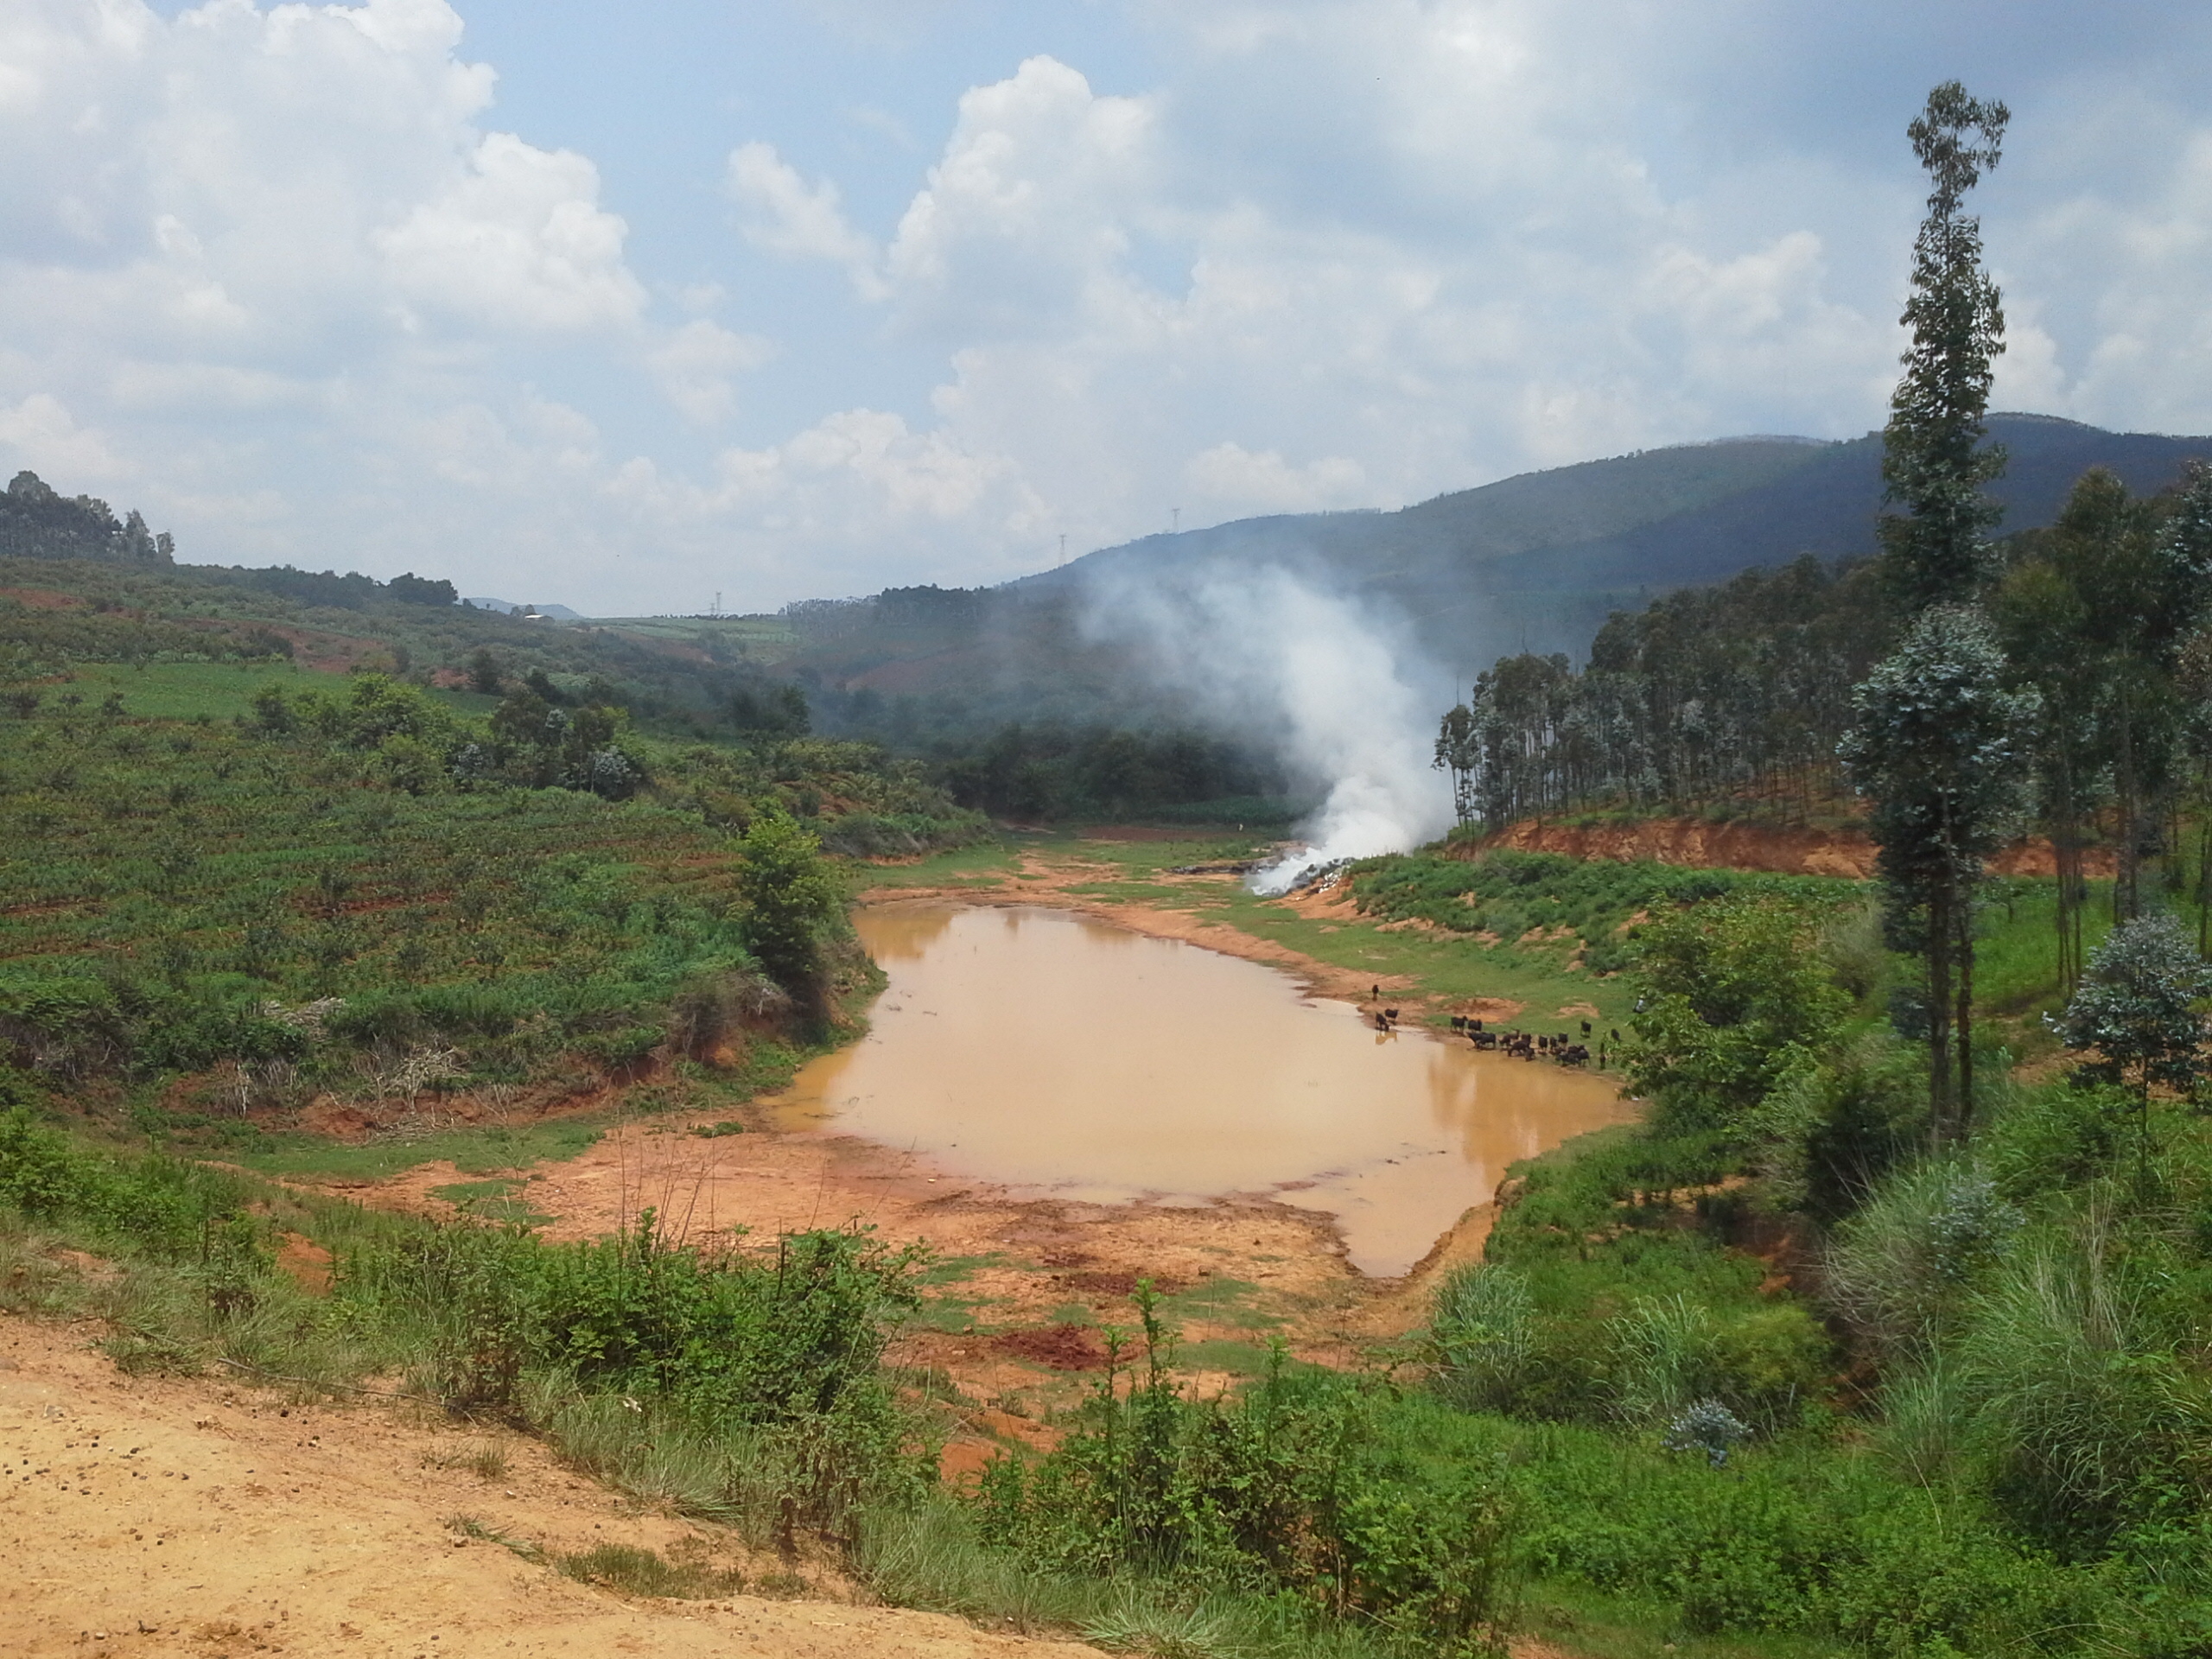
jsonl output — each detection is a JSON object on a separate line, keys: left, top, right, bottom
{"left": 977, "top": 1293, "right": 1518, "bottom": 1654}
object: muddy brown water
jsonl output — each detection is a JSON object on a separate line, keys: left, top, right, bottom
{"left": 766, "top": 903, "right": 1631, "bottom": 1277}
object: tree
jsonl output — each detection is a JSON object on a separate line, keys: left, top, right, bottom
{"left": 1878, "top": 81, "right": 2010, "bottom": 613}
{"left": 1994, "top": 513, "right": 2106, "bottom": 989}
{"left": 731, "top": 810, "right": 843, "bottom": 1007}
{"left": 387, "top": 571, "right": 459, "bottom": 607}
{"left": 2000, "top": 464, "right": 2212, "bottom": 934}
{"left": 466, "top": 648, "right": 504, "bottom": 696}
{"left": 730, "top": 682, "right": 809, "bottom": 742}
{"left": 2050, "top": 912, "right": 2212, "bottom": 1165}
{"left": 1433, "top": 702, "right": 1479, "bottom": 827}
{"left": 2051, "top": 912, "right": 2212, "bottom": 1100}
{"left": 1625, "top": 893, "right": 1851, "bottom": 1135}
{"left": 1840, "top": 604, "right": 2038, "bottom": 1145}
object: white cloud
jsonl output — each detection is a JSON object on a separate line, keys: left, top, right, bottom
{"left": 0, "top": 393, "right": 124, "bottom": 482}
{"left": 728, "top": 141, "right": 887, "bottom": 299}
{"left": 1184, "top": 442, "right": 1365, "bottom": 513}
{"left": 647, "top": 319, "right": 772, "bottom": 424}
{"left": 376, "top": 132, "right": 645, "bottom": 332}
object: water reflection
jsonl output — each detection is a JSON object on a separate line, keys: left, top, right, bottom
{"left": 768, "top": 903, "right": 1630, "bottom": 1275}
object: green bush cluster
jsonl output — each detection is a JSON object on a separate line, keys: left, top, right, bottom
{"left": 0, "top": 1108, "right": 929, "bottom": 1550}
{"left": 1448, "top": 1123, "right": 1829, "bottom": 1435}
{"left": 976, "top": 1290, "right": 1516, "bottom": 1656}
{"left": 1415, "top": 862, "right": 2212, "bottom": 1655}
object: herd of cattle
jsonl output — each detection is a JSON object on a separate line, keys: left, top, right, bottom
{"left": 1365, "top": 999, "right": 1618, "bottom": 1069}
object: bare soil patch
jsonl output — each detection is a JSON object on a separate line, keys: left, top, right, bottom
{"left": 1491, "top": 814, "right": 2107, "bottom": 880}
{"left": 0, "top": 1313, "right": 1105, "bottom": 1659}
{"left": 991, "top": 1325, "right": 1109, "bottom": 1371}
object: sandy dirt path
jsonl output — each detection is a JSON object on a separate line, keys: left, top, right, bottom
{"left": 0, "top": 1313, "right": 1106, "bottom": 1659}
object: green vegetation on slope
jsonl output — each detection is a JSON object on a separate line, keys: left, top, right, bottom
{"left": 0, "top": 645, "right": 980, "bottom": 1167}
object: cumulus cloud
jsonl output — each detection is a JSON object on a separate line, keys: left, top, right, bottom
{"left": 376, "top": 132, "right": 645, "bottom": 331}
{"left": 601, "top": 406, "right": 1046, "bottom": 600}
{"left": 0, "top": 393, "right": 124, "bottom": 483}
{"left": 1184, "top": 442, "right": 1365, "bottom": 513}
{"left": 728, "top": 142, "right": 887, "bottom": 299}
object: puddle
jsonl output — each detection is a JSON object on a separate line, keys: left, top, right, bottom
{"left": 766, "top": 903, "right": 1632, "bottom": 1277}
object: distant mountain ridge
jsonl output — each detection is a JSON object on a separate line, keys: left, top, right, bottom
{"left": 1025, "top": 413, "right": 2212, "bottom": 667}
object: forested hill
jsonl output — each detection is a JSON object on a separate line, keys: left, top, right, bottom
{"left": 733, "top": 416, "right": 2211, "bottom": 733}
{"left": 1030, "top": 412, "right": 2212, "bottom": 665}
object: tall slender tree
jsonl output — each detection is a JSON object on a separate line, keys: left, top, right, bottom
{"left": 1852, "top": 81, "right": 2021, "bottom": 1134}
{"left": 1878, "top": 82, "right": 2011, "bottom": 613}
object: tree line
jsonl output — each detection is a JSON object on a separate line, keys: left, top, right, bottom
{"left": 3, "top": 469, "right": 174, "bottom": 564}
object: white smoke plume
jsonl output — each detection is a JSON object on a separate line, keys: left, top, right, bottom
{"left": 1077, "top": 561, "right": 1453, "bottom": 892}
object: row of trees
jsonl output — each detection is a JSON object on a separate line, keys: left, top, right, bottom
{"left": 1434, "top": 556, "right": 1888, "bottom": 827}
{"left": 1845, "top": 85, "right": 2212, "bottom": 1140}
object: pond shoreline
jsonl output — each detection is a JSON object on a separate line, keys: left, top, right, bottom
{"left": 861, "top": 853, "right": 1464, "bottom": 1014}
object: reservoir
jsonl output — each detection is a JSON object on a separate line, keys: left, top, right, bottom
{"left": 766, "top": 902, "right": 1631, "bottom": 1276}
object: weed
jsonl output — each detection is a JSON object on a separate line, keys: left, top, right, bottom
{"left": 446, "top": 1514, "right": 544, "bottom": 1563}
{"left": 556, "top": 1541, "right": 742, "bottom": 1599}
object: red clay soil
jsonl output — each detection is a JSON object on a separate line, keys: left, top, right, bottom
{"left": 1488, "top": 815, "right": 2106, "bottom": 880}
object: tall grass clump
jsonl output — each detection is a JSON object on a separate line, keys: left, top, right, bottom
{"left": 1427, "top": 1263, "right": 1534, "bottom": 1413}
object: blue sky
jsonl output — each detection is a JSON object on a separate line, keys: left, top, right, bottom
{"left": 6, "top": 0, "right": 2212, "bottom": 614}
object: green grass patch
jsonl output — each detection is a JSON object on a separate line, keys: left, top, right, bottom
{"left": 859, "top": 836, "right": 1026, "bottom": 889}
{"left": 556, "top": 1541, "right": 745, "bottom": 1599}
{"left": 1156, "top": 1275, "right": 1282, "bottom": 1332}
{"left": 916, "top": 1251, "right": 1014, "bottom": 1287}
{"left": 238, "top": 1118, "right": 606, "bottom": 1180}
{"left": 62, "top": 658, "right": 338, "bottom": 721}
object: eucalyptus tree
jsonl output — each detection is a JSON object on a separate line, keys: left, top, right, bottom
{"left": 1993, "top": 551, "right": 2100, "bottom": 988}
{"left": 1993, "top": 461, "right": 2212, "bottom": 980}
{"left": 1433, "top": 700, "right": 1479, "bottom": 827}
{"left": 2051, "top": 911, "right": 2212, "bottom": 1101}
{"left": 2044, "top": 468, "right": 2202, "bottom": 920}
{"left": 1852, "top": 83, "right": 2025, "bottom": 1135}
{"left": 1840, "top": 605, "right": 2038, "bottom": 1145}
{"left": 1877, "top": 82, "right": 2011, "bottom": 613}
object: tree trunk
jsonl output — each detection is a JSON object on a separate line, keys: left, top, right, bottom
{"left": 2053, "top": 751, "right": 2082, "bottom": 993}
{"left": 1955, "top": 880, "right": 1975, "bottom": 1141}
{"left": 1927, "top": 878, "right": 1955, "bottom": 1150}
{"left": 2197, "top": 785, "right": 2211, "bottom": 957}
{"left": 2117, "top": 692, "right": 2139, "bottom": 921}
